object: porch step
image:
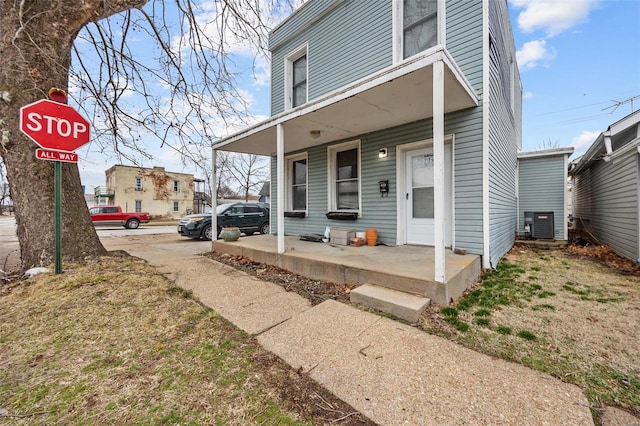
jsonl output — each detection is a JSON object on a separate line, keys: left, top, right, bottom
{"left": 350, "top": 284, "right": 430, "bottom": 323}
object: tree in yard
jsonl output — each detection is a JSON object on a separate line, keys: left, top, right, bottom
{"left": 226, "top": 153, "right": 269, "bottom": 201}
{"left": 0, "top": 0, "right": 298, "bottom": 270}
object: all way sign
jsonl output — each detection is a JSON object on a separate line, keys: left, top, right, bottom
{"left": 35, "top": 148, "right": 78, "bottom": 163}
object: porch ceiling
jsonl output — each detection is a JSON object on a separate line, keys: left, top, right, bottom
{"left": 213, "top": 50, "right": 479, "bottom": 156}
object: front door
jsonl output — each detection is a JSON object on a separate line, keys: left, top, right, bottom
{"left": 405, "top": 146, "right": 452, "bottom": 246}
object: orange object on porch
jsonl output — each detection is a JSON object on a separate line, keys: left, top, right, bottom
{"left": 365, "top": 228, "right": 377, "bottom": 246}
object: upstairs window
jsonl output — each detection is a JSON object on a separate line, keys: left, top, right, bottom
{"left": 135, "top": 177, "right": 143, "bottom": 191}
{"left": 286, "top": 44, "right": 308, "bottom": 109}
{"left": 403, "top": 0, "right": 438, "bottom": 58}
{"left": 173, "top": 180, "right": 179, "bottom": 192}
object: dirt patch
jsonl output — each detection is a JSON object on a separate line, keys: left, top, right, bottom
{"left": 208, "top": 251, "right": 355, "bottom": 305}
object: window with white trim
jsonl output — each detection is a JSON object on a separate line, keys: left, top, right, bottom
{"left": 173, "top": 201, "right": 179, "bottom": 212}
{"left": 173, "top": 180, "right": 179, "bottom": 192}
{"left": 396, "top": 0, "right": 438, "bottom": 60}
{"left": 285, "top": 44, "right": 308, "bottom": 109}
{"left": 328, "top": 141, "right": 360, "bottom": 212}
{"left": 286, "top": 153, "right": 308, "bottom": 211}
{"left": 135, "top": 177, "right": 143, "bottom": 191}
{"left": 135, "top": 200, "right": 142, "bottom": 213}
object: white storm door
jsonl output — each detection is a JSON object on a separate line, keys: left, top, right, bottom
{"left": 405, "top": 146, "right": 452, "bottom": 246}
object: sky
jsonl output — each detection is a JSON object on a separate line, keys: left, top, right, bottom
{"left": 76, "top": 0, "right": 640, "bottom": 192}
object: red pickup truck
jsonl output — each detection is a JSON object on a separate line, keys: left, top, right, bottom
{"left": 89, "top": 206, "right": 150, "bottom": 229}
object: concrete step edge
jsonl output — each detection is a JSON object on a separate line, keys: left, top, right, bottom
{"left": 350, "top": 283, "right": 430, "bottom": 323}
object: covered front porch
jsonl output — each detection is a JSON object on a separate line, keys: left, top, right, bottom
{"left": 211, "top": 47, "right": 481, "bottom": 286}
{"left": 213, "top": 235, "right": 481, "bottom": 308}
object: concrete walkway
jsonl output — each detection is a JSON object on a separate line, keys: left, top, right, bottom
{"left": 103, "top": 235, "right": 594, "bottom": 425}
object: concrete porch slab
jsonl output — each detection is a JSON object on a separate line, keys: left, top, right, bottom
{"left": 213, "top": 235, "right": 481, "bottom": 304}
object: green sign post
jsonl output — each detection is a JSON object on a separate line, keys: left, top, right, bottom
{"left": 20, "top": 89, "right": 91, "bottom": 274}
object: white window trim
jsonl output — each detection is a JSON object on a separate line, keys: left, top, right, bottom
{"left": 173, "top": 201, "right": 180, "bottom": 212}
{"left": 173, "top": 180, "right": 179, "bottom": 192}
{"left": 327, "top": 140, "right": 362, "bottom": 213}
{"left": 284, "top": 43, "right": 309, "bottom": 110}
{"left": 285, "top": 152, "right": 308, "bottom": 212}
{"left": 392, "top": 0, "right": 445, "bottom": 64}
{"left": 135, "top": 177, "right": 143, "bottom": 191}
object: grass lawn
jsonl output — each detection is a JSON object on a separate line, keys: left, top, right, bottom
{"left": 0, "top": 255, "right": 371, "bottom": 425}
{"left": 421, "top": 246, "right": 640, "bottom": 423}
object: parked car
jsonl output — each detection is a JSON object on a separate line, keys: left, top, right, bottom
{"left": 178, "top": 202, "right": 270, "bottom": 241}
{"left": 89, "top": 206, "right": 150, "bottom": 229}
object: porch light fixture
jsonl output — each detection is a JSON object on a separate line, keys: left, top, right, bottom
{"left": 378, "top": 148, "right": 388, "bottom": 158}
{"left": 310, "top": 129, "right": 321, "bottom": 139}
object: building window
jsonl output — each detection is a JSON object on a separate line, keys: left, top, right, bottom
{"left": 394, "top": 0, "right": 439, "bottom": 61}
{"left": 173, "top": 180, "right": 179, "bottom": 192}
{"left": 135, "top": 177, "right": 143, "bottom": 191}
{"left": 173, "top": 201, "right": 179, "bottom": 212}
{"left": 285, "top": 44, "right": 308, "bottom": 109}
{"left": 328, "top": 141, "right": 360, "bottom": 212}
{"left": 287, "top": 153, "right": 307, "bottom": 211}
{"left": 403, "top": 0, "right": 438, "bottom": 58}
{"left": 135, "top": 200, "right": 142, "bottom": 213}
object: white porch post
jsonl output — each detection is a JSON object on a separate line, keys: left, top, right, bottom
{"left": 277, "top": 123, "right": 285, "bottom": 254}
{"left": 433, "top": 59, "right": 446, "bottom": 283}
{"left": 211, "top": 148, "right": 217, "bottom": 251}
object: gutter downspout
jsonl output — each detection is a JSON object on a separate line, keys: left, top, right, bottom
{"left": 603, "top": 132, "right": 613, "bottom": 162}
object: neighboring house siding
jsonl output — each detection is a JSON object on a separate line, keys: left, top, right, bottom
{"left": 518, "top": 155, "right": 567, "bottom": 239}
{"left": 487, "top": 0, "right": 518, "bottom": 267}
{"left": 446, "top": 0, "right": 483, "bottom": 92}
{"left": 574, "top": 155, "right": 639, "bottom": 261}
{"left": 270, "top": 0, "right": 393, "bottom": 115}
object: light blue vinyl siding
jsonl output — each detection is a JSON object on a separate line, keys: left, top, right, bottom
{"left": 446, "top": 0, "right": 483, "bottom": 92}
{"left": 487, "top": 0, "right": 519, "bottom": 267}
{"left": 518, "top": 155, "right": 567, "bottom": 239}
{"left": 270, "top": 0, "right": 392, "bottom": 115}
{"left": 271, "top": 108, "right": 485, "bottom": 253}
{"left": 573, "top": 155, "right": 639, "bottom": 261}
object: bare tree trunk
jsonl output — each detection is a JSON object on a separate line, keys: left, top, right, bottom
{"left": 0, "top": 1, "right": 145, "bottom": 269}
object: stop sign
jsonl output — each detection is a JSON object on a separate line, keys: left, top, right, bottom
{"left": 20, "top": 99, "right": 90, "bottom": 152}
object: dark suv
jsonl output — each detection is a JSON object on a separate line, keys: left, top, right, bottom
{"left": 178, "top": 202, "right": 270, "bottom": 240}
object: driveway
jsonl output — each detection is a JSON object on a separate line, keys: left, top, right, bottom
{"left": 0, "top": 216, "right": 184, "bottom": 273}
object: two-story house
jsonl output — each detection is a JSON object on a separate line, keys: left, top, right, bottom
{"left": 97, "top": 165, "right": 196, "bottom": 219}
{"left": 212, "top": 0, "right": 521, "bottom": 299}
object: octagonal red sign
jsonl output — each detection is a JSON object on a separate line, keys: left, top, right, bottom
{"left": 20, "top": 99, "right": 90, "bottom": 152}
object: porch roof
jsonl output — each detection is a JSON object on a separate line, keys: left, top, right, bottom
{"left": 212, "top": 49, "right": 479, "bottom": 155}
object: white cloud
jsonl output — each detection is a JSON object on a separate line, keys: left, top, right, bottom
{"left": 516, "top": 39, "right": 556, "bottom": 70}
{"left": 510, "top": 0, "right": 599, "bottom": 37}
{"left": 523, "top": 91, "right": 534, "bottom": 100}
{"left": 571, "top": 130, "right": 600, "bottom": 152}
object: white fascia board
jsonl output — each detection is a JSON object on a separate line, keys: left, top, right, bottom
{"left": 570, "top": 133, "right": 605, "bottom": 175}
{"left": 441, "top": 49, "right": 480, "bottom": 104}
{"left": 608, "top": 109, "right": 640, "bottom": 136}
{"left": 610, "top": 137, "right": 640, "bottom": 164}
{"left": 517, "top": 147, "right": 574, "bottom": 159}
{"left": 212, "top": 49, "right": 479, "bottom": 151}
